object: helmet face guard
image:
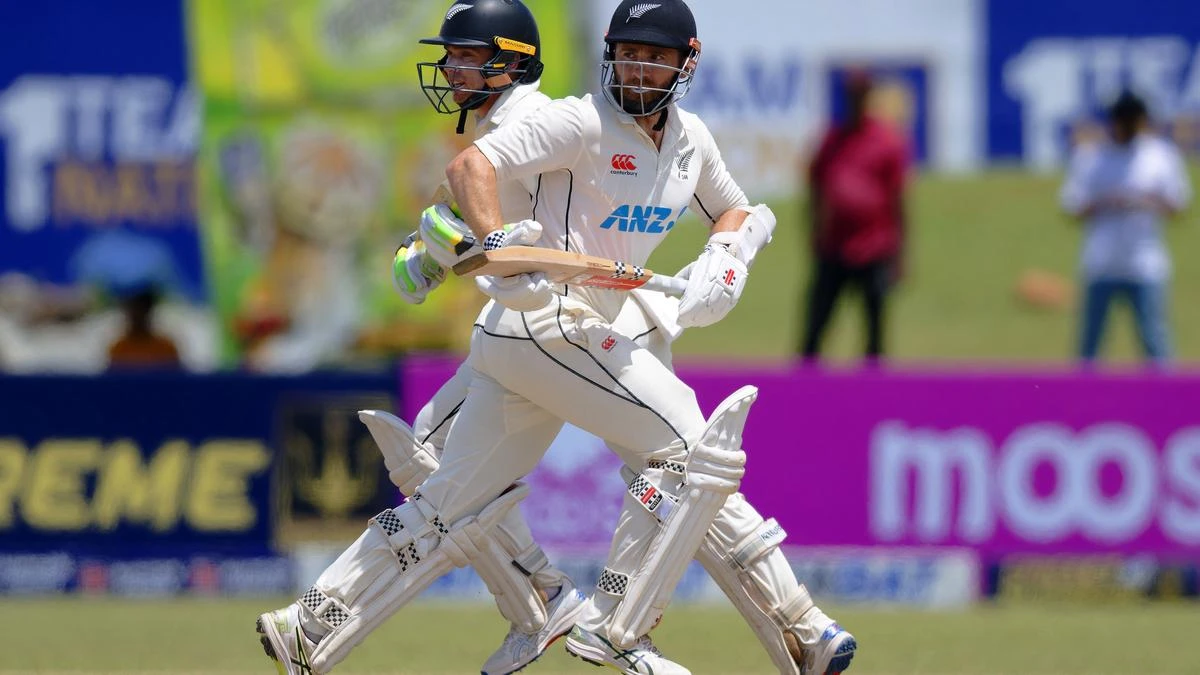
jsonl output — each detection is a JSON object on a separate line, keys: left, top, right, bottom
{"left": 416, "top": 0, "right": 543, "bottom": 116}
{"left": 601, "top": 37, "right": 701, "bottom": 117}
{"left": 417, "top": 40, "right": 542, "bottom": 114}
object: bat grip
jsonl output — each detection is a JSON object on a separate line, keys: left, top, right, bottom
{"left": 641, "top": 274, "right": 689, "bottom": 297}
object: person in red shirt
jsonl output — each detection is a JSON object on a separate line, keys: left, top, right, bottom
{"left": 801, "top": 69, "right": 910, "bottom": 361}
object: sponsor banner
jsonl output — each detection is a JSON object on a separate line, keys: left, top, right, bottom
{"left": 0, "top": 553, "right": 291, "bottom": 596}
{"left": 401, "top": 357, "right": 1200, "bottom": 560}
{"left": 0, "top": 1, "right": 202, "bottom": 295}
{"left": 987, "top": 0, "right": 1200, "bottom": 168}
{"left": 787, "top": 547, "right": 979, "bottom": 608}
{"left": 190, "top": 0, "right": 579, "bottom": 368}
{"left": 586, "top": 0, "right": 983, "bottom": 188}
{"left": 0, "top": 370, "right": 396, "bottom": 557}
{"left": 988, "top": 555, "right": 1198, "bottom": 601}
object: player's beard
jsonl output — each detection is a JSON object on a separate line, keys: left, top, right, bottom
{"left": 609, "top": 82, "right": 670, "bottom": 116}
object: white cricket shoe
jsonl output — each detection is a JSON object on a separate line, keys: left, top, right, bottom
{"left": 801, "top": 623, "right": 857, "bottom": 675}
{"left": 255, "top": 605, "right": 320, "bottom": 675}
{"left": 564, "top": 625, "right": 690, "bottom": 675}
{"left": 481, "top": 582, "right": 589, "bottom": 674}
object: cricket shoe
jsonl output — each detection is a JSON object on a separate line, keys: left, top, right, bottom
{"left": 800, "top": 623, "right": 857, "bottom": 675}
{"left": 256, "top": 605, "right": 320, "bottom": 675}
{"left": 564, "top": 625, "right": 690, "bottom": 675}
{"left": 481, "top": 581, "right": 589, "bottom": 674}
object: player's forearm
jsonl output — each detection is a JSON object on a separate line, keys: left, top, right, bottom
{"left": 446, "top": 146, "right": 505, "bottom": 238}
{"left": 709, "top": 207, "right": 748, "bottom": 235}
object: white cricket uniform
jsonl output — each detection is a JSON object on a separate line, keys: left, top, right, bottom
{"left": 415, "top": 84, "right": 679, "bottom": 453}
{"left": 420, "top": 93, "right": 746, "bottom": 516}
{"left": 311, "top": 88, "right": 835, "bottom": 671}
{"left": 414, "top": 94, "right": 751, "bottom": 635}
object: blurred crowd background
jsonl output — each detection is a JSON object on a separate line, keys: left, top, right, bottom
{"left": 0, "top": 0, "right": 1197, "bottom": 660}
{"left": 3, "top": 0, "right": 1198, "bottom": 374}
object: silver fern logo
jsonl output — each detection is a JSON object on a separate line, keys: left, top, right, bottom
{"left": 627, "top": 3, "right": 662, "bottom": 22}
{"left": 677, "top": 147, "right": 695, "bottom": 178}
{"left": 446, "top": 3, "right": 473, "bottom": 20}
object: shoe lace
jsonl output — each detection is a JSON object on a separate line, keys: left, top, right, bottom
{"left": 500, "top": 626, "right": 538, "bottom": 657}
{"left": 634, "top": 635, "right": 664, "bottom": 657}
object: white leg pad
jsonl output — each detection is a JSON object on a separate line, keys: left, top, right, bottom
{"left": 618, "top": 466, "right": 813, "bottom": 673}
{"left": 698, "top": 513, "right": 812, "bottom": 675}
{"left": 606, "top": 385, "right": 755, "bottom": 647}
{"left": 359, "top": 409, "right": 549, "bottom": 631}
{"left": 358, "top": 410, "right": 440, "bottom": 496}
{"left": 460, "top": 508, "right": 549, "bottom": 632}
{"left": 305, "top": 484, "right": 531, "bottom": 671}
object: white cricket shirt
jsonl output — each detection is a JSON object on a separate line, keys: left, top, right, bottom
{"left": 1060, "top": 134, "right": 1191, "bottom": 282}
{"left": 475, "top": 81, "right": 552, "bottom": 226}
{"left": 474, "top": 93, "right": 749, "bottom": 320}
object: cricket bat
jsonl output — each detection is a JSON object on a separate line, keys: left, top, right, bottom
{"left": 452, "top": 246, "right": 689, "bottom": 296}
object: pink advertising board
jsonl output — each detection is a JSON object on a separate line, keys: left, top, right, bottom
{"left": 402, "top": 357, "right": 1200, "bottom": 560}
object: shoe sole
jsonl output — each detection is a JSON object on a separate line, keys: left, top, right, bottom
{"left": 821, "top": 635, "right": 856, "bottom": 675}
{"left": 255, "top": 614, "right": 289, "bottom": 675}
{"left": 564, "top": 637, "right": 632, "bottom": 674}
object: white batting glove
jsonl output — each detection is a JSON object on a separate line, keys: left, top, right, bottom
{"left": 392, "top": 233, "right": 445, "bottom": 304}
{"left": 676, "top": 242, "right": 748, "bottom": 328}
{"left": 419, "top": 203, "right": 543, "bottom": 267}
{"left": 475, "top": 228, "right": 554, "bottom": 312}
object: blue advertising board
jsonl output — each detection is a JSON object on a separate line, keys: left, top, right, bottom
{"left": 987, "top": 0, "right": 1200, "bottom": 167}
{"left": 0, "top": 1, "right": 203, "bottom": 298}
{"left": 0, "top": 371, "right": 397, "bottom": 565}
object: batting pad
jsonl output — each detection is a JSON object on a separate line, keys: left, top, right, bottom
{"left": 358, "top": 410, "right": 440, "bottom": 495}
{"left": 607, "top": 385, "right": 755, "bottom": 646}
{"left": 698, "top": 505, "right": 813, "bottom": 675}
{"left": 358, "top": 409, "right": 551, "bottom": 632}
{"left": 307, "top": 484, "right": 531, "bottom": 671}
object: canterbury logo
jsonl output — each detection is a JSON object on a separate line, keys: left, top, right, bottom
{"left": 627, "top": 3, "right": 662, "bottom": 21}
{"left": 445, "top": 3, "right": 473, "bottom": 19}
{"left": 677, "top": 148, "right": 695, "bottom": 175}
{"left": 610, "top": 154, "right": 638, "bottom": 172}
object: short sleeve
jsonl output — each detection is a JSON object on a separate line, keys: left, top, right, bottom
{"left": 1060, "top": 145, "right": 1098, "bottom": 216}
{"left": 474, "top": 98, "right": 590, "bottom": 184}
{"left": 1157, "top": 142, "right": 1192, "bottom": 210}
{"left": 689, "top": 119, "right": 749, "bottom": 224}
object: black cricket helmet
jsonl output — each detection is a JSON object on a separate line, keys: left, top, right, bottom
{"left": 601, "top": 0, "right": 701, "bottom": 117}
{"left": 417, "top": 0, "right": 544, "bottom": 116}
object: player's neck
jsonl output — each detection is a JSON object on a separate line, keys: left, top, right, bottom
{"left": 635, "top": 113, "right": 666, "bottom": 150}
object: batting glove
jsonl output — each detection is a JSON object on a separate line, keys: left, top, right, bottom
{"left": 420, "top": 203, "right": 544, "bottom": 267}
{"left": 475, "top": 228, "right": 554, "bottom": 312}
{"left": 392, "top": 233, "right": 446, "bottom": 304}
{"left": 676, "top": 241, "right": 748, "bottom": 328}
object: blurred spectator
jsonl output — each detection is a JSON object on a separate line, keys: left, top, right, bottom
{"left": 1060, "top": 91, "right": 1191, "bottom": 366}
{"left": 800, "top": 69, "right": 910, "bottom": 362}
{"left": 107, "top": 286, "right": 181, "bottom": 370}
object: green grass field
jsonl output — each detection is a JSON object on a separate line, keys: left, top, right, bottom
{"left": 653, "top": 167, "right": 1200, "bottom": 363}
{"left": 1, "top": 598, "right": 1196, "bottom": 674}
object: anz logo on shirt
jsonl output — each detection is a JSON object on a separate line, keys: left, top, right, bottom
{"left": 599, "top": 205, "right": 679, "bottom": 233}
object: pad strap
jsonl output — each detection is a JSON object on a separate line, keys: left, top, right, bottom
{"left": 729, "top": 518, "right": 787, "bottom": 570}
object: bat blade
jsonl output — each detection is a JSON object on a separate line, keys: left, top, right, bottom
{"left": 452, "top": 246, "right": 687, "bottom": 296}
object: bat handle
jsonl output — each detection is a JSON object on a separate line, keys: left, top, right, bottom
{"left": 641, "top": 274, "right": 689, "bottom": 297}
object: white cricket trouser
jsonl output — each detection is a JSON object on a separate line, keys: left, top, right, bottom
{"left": 417, "top": 295, "right": 703, "bottom": 524}
{"left": 410, "top": 296, "right": 672, "bottom": 594}
{"left": 416, "top": 294, "right": 813, "bottom": 649}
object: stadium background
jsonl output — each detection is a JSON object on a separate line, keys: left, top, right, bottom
{"left": 1, "top": 1, "right": 1198, "bottom": 673}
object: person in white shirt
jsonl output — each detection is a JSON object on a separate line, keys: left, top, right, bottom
{"left": 256, "top": 2, "right": 856, "bottom": 675}
{"left": 1060, "top": 91, "right": 1191, "bottom": 364}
